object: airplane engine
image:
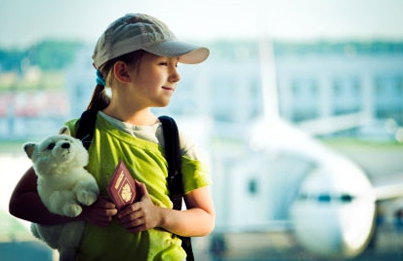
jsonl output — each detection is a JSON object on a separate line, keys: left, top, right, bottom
{"left": 289, "top": 159, "right": 376, "bottom": 258}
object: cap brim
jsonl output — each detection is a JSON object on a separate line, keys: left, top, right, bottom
{"left": 143, "top": 40, "right": 209, "bottom": 64}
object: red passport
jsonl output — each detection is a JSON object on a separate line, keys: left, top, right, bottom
{"left": 108, "top": 160, "right": 137, "bottom": 210}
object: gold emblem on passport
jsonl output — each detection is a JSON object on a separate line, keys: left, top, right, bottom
{"left": 121, "top": 183, "right": 132, "bottom": 202}
{"left": 108, "top": 160, "right": 137, "bottom": 210}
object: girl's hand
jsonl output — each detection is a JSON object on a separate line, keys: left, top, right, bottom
{"left": 81, "top": 196, "right": 118, "bottom": 227}
{"left": 117, "top": 181, "right": 162, "bottom": 233}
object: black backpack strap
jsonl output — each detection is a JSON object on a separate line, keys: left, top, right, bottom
{"left": 159, "top": 116, "right": 183, "bottom": 201}
{"left": 76, "top": 109, "right": 98, "bottom": 149}
{"left": 159, "top": 115, "right": 194, "bottom": 261}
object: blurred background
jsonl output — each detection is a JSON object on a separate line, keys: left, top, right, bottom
{"left": 1, "top": 0, "right": 403, "bottom": 260}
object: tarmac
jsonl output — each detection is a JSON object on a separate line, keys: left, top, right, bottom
{"left": 192, "top": 227, "right": 403, "bottom": 261}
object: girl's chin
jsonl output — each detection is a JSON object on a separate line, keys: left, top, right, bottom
{"left": 154, "top": 102, "right": 170, "bottom": 108}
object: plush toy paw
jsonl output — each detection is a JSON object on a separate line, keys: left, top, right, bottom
{"left": 63, "top": 204, "right": 82, "bottom": 217}
{"left": 77, "top": 190, "right": 98, "bottom": 206}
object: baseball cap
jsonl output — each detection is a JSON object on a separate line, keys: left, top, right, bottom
{"left": 92, "top": 13, "right": 210, "bottom": 69}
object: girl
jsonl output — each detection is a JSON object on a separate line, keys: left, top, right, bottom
{"left": 9, "top": 13, "right": 215, "bottom": 261}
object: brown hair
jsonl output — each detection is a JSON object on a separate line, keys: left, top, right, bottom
{"left": 87, "top": 50, "right": 146, "bottom": 111}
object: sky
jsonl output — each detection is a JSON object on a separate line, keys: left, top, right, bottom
{"left": 1, "top": 0, "right": 403, "bottom": 48}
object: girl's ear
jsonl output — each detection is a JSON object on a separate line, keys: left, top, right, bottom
{"left": 113, "top": 61, "right": 131, "bottom": 83}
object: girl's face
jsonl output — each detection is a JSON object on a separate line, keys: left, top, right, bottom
{"left": 127, "top": 52, "right": 180, "bottom": 108}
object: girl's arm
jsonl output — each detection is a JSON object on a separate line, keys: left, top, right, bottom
{"left": 9, "top": 167, "right": 118, "bottom": 226}
{"left": 118, "top": 182, "right": 215, "bottom": 237}
{"left": 172, "top": 186, "right": 215, "bottom": 236}
{"left": 9, "top": 167, "right": 74, "bottom": 225}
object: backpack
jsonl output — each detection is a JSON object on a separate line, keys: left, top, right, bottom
{"left": 75, "top": 109, "right": 194, "bottom": 261}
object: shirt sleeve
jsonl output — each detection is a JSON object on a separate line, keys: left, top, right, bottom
{"left": 181, "top": 156, "right": 212, "bottom": 194}
{"left": 64, "top": 118, "right": 79, "bottom": 137}
{"left": 177, "top": 129, "right": 212, "bottom": 193}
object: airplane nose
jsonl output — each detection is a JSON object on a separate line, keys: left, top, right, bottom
{"left": 289, "top": 167, "right": 375, "bottom": 259}
{"left": 61, "top": 143, "right": 70, "bottom": 149}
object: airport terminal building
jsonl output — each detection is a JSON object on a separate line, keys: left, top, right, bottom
{"left": 0, "top": 41, "right": 403, "bottom": 141}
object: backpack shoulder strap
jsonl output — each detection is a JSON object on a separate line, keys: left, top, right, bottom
{"left": 158, "top": 115, "right": 194, "bottom": 261}
{"left": 158, "top": 115, "right": 183, "bottom": 205}
{"left": 76, "top": 109, "right": 97, "bottom": 149}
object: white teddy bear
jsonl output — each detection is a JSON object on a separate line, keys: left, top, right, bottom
{"left": 23, "top": 126, "right": 99, "bottom": 261}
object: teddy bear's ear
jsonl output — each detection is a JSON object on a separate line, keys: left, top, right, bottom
{"left": 59, "top": 126, "right": 71, "bottom": 136}
{"left": 23, "top": 143, "right": 36, "bottom": 159}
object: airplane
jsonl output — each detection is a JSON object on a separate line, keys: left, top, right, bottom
{"left": 247, "top": 116, "right": 376, "bottom": 258}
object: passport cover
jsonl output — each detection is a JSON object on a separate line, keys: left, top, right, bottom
{"left": 108, "top": 160, "right": 137, "bottom": 210}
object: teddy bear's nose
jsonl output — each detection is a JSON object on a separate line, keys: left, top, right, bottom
{"left": 61, "top": 143, "right": 70, "bottom": 149}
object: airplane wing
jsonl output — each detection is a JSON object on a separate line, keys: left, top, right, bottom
{"left": 371, "top": 173, "right": 403, "bottom": 201}
{"left": 296, "top": 112, "right": 369, "bottom": 136}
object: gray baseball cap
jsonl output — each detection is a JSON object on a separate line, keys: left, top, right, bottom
{"left": 92, "top": 13, "right": 210, "bottom": 69}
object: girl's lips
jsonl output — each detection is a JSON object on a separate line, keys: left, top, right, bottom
{"left": 162, "top": 86, "right": 174, "bottom": 91}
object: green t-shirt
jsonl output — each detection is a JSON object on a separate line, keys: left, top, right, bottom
{"left": 65, "top": 114, "right": 211, "bottom": 261}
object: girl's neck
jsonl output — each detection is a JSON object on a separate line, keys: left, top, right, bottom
{"left": 102, "top": 105, "right": 158, "bottom": 126}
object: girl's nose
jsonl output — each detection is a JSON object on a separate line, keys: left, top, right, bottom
{"left": 168, "top": 67, "right": 180, "bottom": 83}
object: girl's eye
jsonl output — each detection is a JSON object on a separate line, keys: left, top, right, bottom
{"left": 47, "top": 143, "right": 55, "bottom": 150}
{"left": 158, "top": 61, "right": 178, "bottom": 67}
